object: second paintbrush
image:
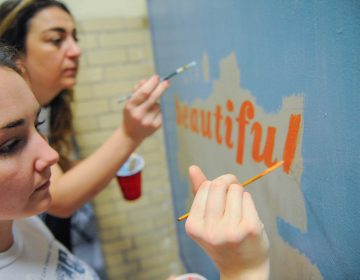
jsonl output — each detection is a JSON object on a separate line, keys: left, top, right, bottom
{"left": 117, "top": 61, "right": 197, "bottom": 103}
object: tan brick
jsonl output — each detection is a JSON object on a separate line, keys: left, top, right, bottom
{"left": 74, "top": 99, "right": 109, "bottom": 117}
{"left": 98, "top": 113, "right": 121, "bottom": 129}
{"left": 154, "top": 213, "right": 177, "bottom": 228}
{"left": 100, "top": 227, "right": 125, "bottom": 241}
{"left": 122, "top": 17, "right": 147, "bottom": 29}
{"left": 126, "top": 46, "right": 148, "bottom": 62}
{"left": 106, "top": 261, "right": 139, "bottom": 279}
{"left": 74, "top": 117, "right": 99, "bottom": 132}
{"left": 140, "top": 176, "right": 170, "bottom": 191}
{"left": 79, "top": 17, "right": 146, "bottom": 33}
{"left": 77, "top": 130, "right": 112, "bottom": 149}
{"left": 126, "top": 239, "right": 173, "bottom": 260}
{"left": 127, "top": 203, "right": 166, "bottom": 223}
{"left": 140, "top": 250, "right": 179, "bottom": 269}
{"left": 145, "top": 45, "right": 154, "bottom": 61}
{"left": 78, "top": 33, "right": 98, "bottom": 49}
{"left": 87, "top": 48, "right": 127, "bottom": 66}
{"left": 99, "top": 30, "right": 150, "bottom": 48}
{"left": 105, "top": 63, "right": 153, "bottom": 80}
{"left": 149, "top": 188, "right": 173, "bottom": 205}
{"left": 93, "top": 199, "right": 117, "bottom": 217}
{"left": 142, "top": 166, "right": 169, "bottom": 182}
{"left": 92, "top": 80, "right": 133, "bottom": 97}
{"left": 102, "top": 239, "right": 133, "bottom": 253}
{"left": 77, "top": 67, "right": 104, "bottom": 84}
{"left": 74, "top": 84, "right": 95, "bottom": 100}
{"left": 93, "top": 187, "right": 119, "bottom": 207}
{"left": 120, "top": 220, "right": 154, "bottom": 237}
{"left": 134, "top": 264, "right": 179, "bottom": 280}
{"left": 133, "top": 228, "right": 173, "bottom": 247}
{"left": 97, "top": 212, "right": 128, "bottom": 229}
{"left": 103, "top": 254, "right": 125, "bottom": 268}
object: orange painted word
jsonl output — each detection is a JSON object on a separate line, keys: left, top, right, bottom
{"left": 175, "top": 97, "right": 301, "bottom": 174}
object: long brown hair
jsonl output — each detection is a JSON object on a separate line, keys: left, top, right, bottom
{"left": 0, "top": 0, "right": 75, "bottom": 170}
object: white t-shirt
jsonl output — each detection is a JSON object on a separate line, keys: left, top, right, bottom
{"left": 0, "top": 216, "right": 100, "bottom": 280}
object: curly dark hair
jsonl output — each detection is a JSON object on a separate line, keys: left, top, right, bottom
{"left": 0, "top": 0, "right": 76, "bottom": 170}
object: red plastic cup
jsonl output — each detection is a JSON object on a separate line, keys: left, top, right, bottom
{"left": 116, "top": 154, "right": 145, "bottom": 200}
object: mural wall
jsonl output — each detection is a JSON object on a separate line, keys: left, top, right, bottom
{"left": 147, "top": 1, "right": 360, "bottom": 279}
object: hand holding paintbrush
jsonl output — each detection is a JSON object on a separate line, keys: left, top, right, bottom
{"left": 184, "top": 165, "right": 271, "bottom": 280}
{"left": 118, "top": 61, "right": 197, "bottom": 103}
{"left": 178, "top": 161, "right": 284, "bottom": 221}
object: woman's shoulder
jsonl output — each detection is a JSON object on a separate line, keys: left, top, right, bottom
{"left": 13, "top": 217, "right": 101, "bottom": 279}
{"left": 15, "top": 216, "right": 54, "bottom": 241}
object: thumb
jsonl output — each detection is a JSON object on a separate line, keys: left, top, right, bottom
{"left": 188, "top": 165, "right": 208, "bottom": 195}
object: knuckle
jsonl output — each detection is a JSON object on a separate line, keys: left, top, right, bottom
{"left": 130, "top": 111, "right": 143, "bottom": 122}
{"left": 224, "top": 228, "right": 242, "bottom": 244}
{"left": 243, "top": 220, "right": 262, "bottom": 236}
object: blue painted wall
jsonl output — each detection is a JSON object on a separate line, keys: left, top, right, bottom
{"left": 148, "top": 1, "right": 360, "bottom": 279}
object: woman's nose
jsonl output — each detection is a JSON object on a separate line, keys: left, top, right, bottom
{"left": 34, "top": 133, "right": 59, "bottom": 172}
{"left": 67, "top": 38, "right": 82, "bottom": 58}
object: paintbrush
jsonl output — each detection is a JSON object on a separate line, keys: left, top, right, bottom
{"left": 117, "top": 61, "right": 197, "bottom": 103}
{"left": 177, "top": 161, "right": 284, "bottom": 221}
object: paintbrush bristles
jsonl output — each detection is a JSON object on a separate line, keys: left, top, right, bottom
{"left": 177, "top": 161, "right": 285, "bottom": 222}
{"left": 162, "top": 61, "right": 197, "bottom": 80}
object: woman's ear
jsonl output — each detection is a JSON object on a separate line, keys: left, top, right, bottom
{"left": 15, "top": 58, "right": 30, "bottom": 84}
{"left": 15, "top": 57, "right": 25, "bottom": 73}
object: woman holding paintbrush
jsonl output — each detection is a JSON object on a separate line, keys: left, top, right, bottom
{"left": 0, "top": 0, "right": 168, "bottom": 277}
{"left": 0, "top": 1, "right": 270, "bottom": 279}
{"left": 0, "top": 43, "right": 269, "bottom": 280}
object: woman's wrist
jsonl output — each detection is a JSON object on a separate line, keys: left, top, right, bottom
{"left": 220, "top": 258, "right": 269, "bottom": 280}
{"left": 116, "top": 126, "right": 143, "bottom": 149}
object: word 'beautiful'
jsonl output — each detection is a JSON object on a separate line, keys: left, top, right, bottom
{"left": 175, "top": 97, "right": 302, "bottom": 174}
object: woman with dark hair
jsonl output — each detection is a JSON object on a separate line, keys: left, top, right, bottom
{"left": 0, "top": 2, "right": 271, "bottom": 279}
{"left": 0, "top": 42, "right": 269, "bottom": 280}
{"left": 0, "top": 0, "right": 169, "bottom": 277}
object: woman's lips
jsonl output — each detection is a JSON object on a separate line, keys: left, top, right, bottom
{"left": 63, "top": 68, "right": 78, "bottom": 77}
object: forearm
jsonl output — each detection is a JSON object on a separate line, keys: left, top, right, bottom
{"left": 47, "top": 127, "right": 141, "bottom": 217}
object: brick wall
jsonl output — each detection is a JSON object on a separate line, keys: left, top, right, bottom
{"left": 73, "top": 17, "right": 185, "bottom": 280}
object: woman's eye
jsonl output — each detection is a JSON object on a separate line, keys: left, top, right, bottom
{"left": 51, "top": 38, "right": 62, "bottom": 46}
{"left": 49, "top": 36, "right": 64, "bottom": 47}
{"left": 35, "top": 119, "right": 45, "bottom": 131}
{"left": 0, "top": 138, "right": 24, "bottom": 156}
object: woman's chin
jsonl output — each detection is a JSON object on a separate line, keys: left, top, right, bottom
{"left": 33, "top": 195, "right": 52, "bottom": 216}
{"left": 61, "top": 78, "right": 77, "bottom": 89}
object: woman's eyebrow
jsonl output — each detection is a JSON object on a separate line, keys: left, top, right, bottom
{"left": 41, "top": 27, "right": 65, "bottom": 35}
{"left": 43, "top": 27, "right": 74, "bottom": 34}
{"left": 1, "top": 119, "right": 25, "bottom": 129}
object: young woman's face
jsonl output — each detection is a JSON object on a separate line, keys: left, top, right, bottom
{"left": 0, "top": 67, "right": 59, "bottom": 220}
{"left": 22, "top": 6, "right": 81, "bottom": 106}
